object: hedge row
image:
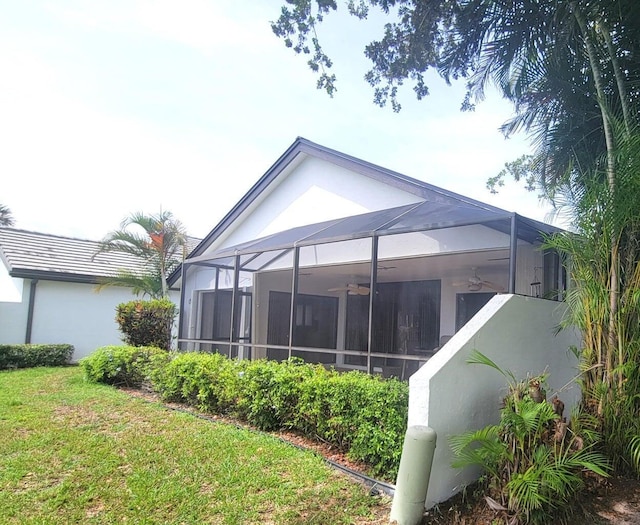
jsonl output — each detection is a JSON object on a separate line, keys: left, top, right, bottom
{"left": 80, "top": 347, "right": 408, "bottom": 480}
{"left": 0, "top": 344, "right": 74, "bottom": 370}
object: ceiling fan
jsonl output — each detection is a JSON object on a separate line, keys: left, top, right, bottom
{"left": 454, "top": 268, "right": 504, "bottom": 292}
{"left": 328, "top": 283, "right": 370, "bottom": 295}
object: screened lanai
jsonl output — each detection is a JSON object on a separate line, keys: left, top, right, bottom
{"left": 178, "top": 201, "right": 564, "bottom": 380}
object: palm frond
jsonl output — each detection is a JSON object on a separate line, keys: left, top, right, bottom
{"left": 95, "top": 210, "right": 187, "bottom": 298}
{"left": 0, "top": 203, "right": 15, "bottom": 227}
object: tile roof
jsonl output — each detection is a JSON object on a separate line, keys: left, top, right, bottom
{"left": 0, "top": 228, "right": 201, "bottom": 284}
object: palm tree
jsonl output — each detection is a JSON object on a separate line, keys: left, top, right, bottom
{"left": 0, "top": 204, "right": 15, "bottom": 227}
{"left": 96, "top": 210, "right": 187, "bottom": 298}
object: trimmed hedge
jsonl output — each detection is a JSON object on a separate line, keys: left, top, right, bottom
{"left": 81, "top": 349, "right": 409, "bottom": 480}
{"left": 0, "top": 344, "right": 74, "bottom": 370}
{"left": 150, "top": 351, "right": 241, "bottom": 413}
{"left": 80, "top": 345, "right": 170, "bottom": 387}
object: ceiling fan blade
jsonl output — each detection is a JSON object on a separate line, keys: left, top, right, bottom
{"left": 329, "top": 284, "right": 370, "bottom": 295}
{"left": 482, "top": 281, "right": 505, "bottom": 292}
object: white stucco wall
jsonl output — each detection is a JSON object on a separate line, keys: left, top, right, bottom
{"left": 0, "top": 277, "right": 31, "bottom": 344}
{"left": 206, "top": 155, "right": 423, "bottom": 255}
{"left": 408, "top": 294, "right": 581, "bottom": 508}
{"left": 0, "top": 261, "right": 23, "bottom": 302}
{"left": 0, "top": 277, "right": 180, "bottom": 361}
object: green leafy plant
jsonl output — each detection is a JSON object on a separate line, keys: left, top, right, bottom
{"left": 0, "top": 344, "right": 74, "bottom": 369}
{"left": 450, "top": 351, "right": 610, "bottom": 524}
{"left": 80, "top": 345, "right": 169, "bottom": 387}
{"left": 116, "top": 298, "right": 176, "bottom": 350}
{"left": 150, "top": 351, "right": 240, "bottom": 413}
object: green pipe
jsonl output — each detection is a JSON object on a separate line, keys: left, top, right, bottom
{"left": 389, "top": 425, "right": 437, "bottom": 525}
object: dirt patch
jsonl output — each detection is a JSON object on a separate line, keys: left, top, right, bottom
{"left": 421, "top": 475, "right": 640, "bottom": 525}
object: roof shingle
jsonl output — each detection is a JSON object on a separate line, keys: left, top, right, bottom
{"left": 0, "top": 228, "right": 201, "bottom": 284}
{"left": 0, "top": 228, "right": 143, "bottom": 283}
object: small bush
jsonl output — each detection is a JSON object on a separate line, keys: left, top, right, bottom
{"left": 150, "top": 351, "right": 240, "bottom": 413}
{"left": 80, "top": 345, "right": 169, "bottom": 387}
{"left": 235, "top": 358, "right": 320, "bottom": 431}
{"left": 0, "top": 344, "right": 74, "bottom": 369}
{"left": 152, "top": 353, "right": 407, "bottom": 479}
{"left": 116, "top": 298, "right": 176, "bottom": 350}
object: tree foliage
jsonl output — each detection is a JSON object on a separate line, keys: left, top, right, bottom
{"left": 0, "top": 203, "right": 15, "bottom": 227}
{"left": 96, "top": 210, "right": 187, "bottom": 298}
{"left": 273, "top": 0, "right": 640, "bottom": 194}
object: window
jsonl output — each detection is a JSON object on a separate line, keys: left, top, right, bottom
{"left": 266, "top": 291, "right": 338, "bottom": 364}
{"left": 344, "top": 279, "right": 441, "bottom": 365}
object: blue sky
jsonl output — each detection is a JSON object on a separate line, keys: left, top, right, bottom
{"left": 2, "top": 1, "right": 557, "bottom": 240}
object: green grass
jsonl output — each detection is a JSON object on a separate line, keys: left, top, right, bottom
{"left": 0, "top": 367, "right": 388, "bottom": 524}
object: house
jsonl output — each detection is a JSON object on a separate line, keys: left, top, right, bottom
{"left": 171, "top": 137, "right": 566, "bottom": 380}
{"left": 172, "top": 137, "right": 582, "bottom": 507}
{"left": 0, "top": 228, "right": 196, "bottom": 361}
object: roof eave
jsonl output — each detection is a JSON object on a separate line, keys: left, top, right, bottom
{"left": 9, "top": 268, "right": 101, "bottom": 284}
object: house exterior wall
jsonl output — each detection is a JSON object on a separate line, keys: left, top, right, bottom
{"left": 0, "top": 260, "right": 23, "bottom": 302}
{"left": 0, "top": 275, "right": 180, "bottom": 361}
{"left": 204, "top": 155, "right": 424, "bottom": 255}
{"left": 408, "top": 294, "right": 581, "bottom": 508}
{"left": 27, "top": 281, "right": 132, "bottom": 360}
{"left": 0, "top": 267, "right": 30, "bottom": 343}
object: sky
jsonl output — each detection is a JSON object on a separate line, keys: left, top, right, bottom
{"left": 1, "top": 1, "right": 559, "bottom": 241}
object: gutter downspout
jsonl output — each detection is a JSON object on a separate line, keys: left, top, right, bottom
{"left": 25, "top": 279, "right": 38, "bottom": 343}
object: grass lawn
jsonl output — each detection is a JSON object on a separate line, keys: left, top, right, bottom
{"left": 0, "top": 367, "right": 389, "bottom": 524}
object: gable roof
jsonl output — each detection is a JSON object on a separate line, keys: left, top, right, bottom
{"left": 186, "top": 136, "right": 509, "bottom": 260}
{"left": 169, "top": 136, "right": 557, "bottom": 286}
{"left": 0, "top": 228, "right": 201, "bottom": 285}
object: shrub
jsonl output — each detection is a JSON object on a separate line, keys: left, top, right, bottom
{"left": 116, "top": 298, "right": 176, "bottom": 350}
{"left": 296, "top": 370, "right": 408, "bottom": 478}
{"left": 0, "top": 344, "right": 74, "bottom": 369}
{"left": 235, "top": 358, "right": 320, "bottom": 431}
{"left": 150, "top": 351, "right": 240, "bottom": 413}
{"left": 80, "top": 345, "right": 169, "bottom": 387}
